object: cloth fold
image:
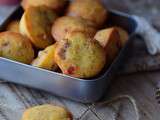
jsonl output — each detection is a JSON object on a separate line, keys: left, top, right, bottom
{"left": 133, "top": 15, "right": 160, "bottom": 55}
{"left": 79, "top": 95, "right": 140, "bottom": 120}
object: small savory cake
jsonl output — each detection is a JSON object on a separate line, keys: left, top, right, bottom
{"left": 94, "top": 27, "right": 120, "bottom": 64}
{"left": 21, "top": 104, "right": 72, "bottom": 120}
{"left": 66, "top": 0, "right": 108, "bottom": 27}
{"left": 6, "top": 20, "right": 19, "bottom": 33}
{"left": 20, "top": 6, "right": 57, "bottom": 49}
{"left": 115, "top": 27, "right": 129, "bottom": 47}
{"left": 21, "top": 0, "right": 67, "bottom": 13}
{"left": 52, "top": 16, "right": 96, "bottom": 41}
{"left": 32, "top": 43, "right": 58, "bottom": 70}
{"left": 0, "top": 32, "right": 34, "bottom": 64}
{"left": 54, "top": 32, "right": 106, "bottom": 78}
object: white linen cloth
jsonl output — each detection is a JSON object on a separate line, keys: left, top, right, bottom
{"left": 133, "top": 15, "right": 160, "bottom": 55}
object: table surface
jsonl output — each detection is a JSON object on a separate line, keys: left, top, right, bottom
{"left": 0, "top": 1, "right": 160, "bottom": 120}
{"left": 0, "top": 71, "right": 159, "bottom": 120}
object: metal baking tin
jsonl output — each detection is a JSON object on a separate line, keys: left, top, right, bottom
{"left": 0, "top": 7, "right": 137, "bottom": 103}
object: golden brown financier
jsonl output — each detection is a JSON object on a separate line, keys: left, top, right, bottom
{"left": 54, "top": 32, "right": 106, "bottom": 78}
{"left": 67, "top": 0, "right": 108, "bottom": 27}
{"left": 94, "top": 27, "right": 120, "bottom": 65}
{"left": 32, "top": 43, "right": 58, "bottom": 71}
{"left": 6, "top": 20, "right": 19, "bottom": 33}
{"left": 52, "top": 16, "right": 96, "bottom": 41}
{"left": 20, "top": 6, "right": 57, "bottom": 49}
{"left": 21, "top": 104, "right": 72, "bottom": 120}
{"left": 0, "top": 31, "right": 34, "bottom": 64}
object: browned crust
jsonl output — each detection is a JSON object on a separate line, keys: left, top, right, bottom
{"left": 54, "top": 31, "right": 106, "bottom": 78}
{"left": 51, "top": 16, "right": 97, "bottom": 42}
{"left": 20, "top": 6, "right": 57, "bottom": 49}
{"left": 22, "top": 104, "right": 73, "bottom": 120}
{"left": 0, "top": 31, "right": 34, "bottom": 64}
{"left": 21, "top": 0, "right": 68, "bottom": 13}
{"left": 66, "top": 0, "right": 108, "bottom": 27}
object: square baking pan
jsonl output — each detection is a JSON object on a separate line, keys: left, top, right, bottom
{"left": 0, "top": 6, "right": 137, "bottom": 103}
